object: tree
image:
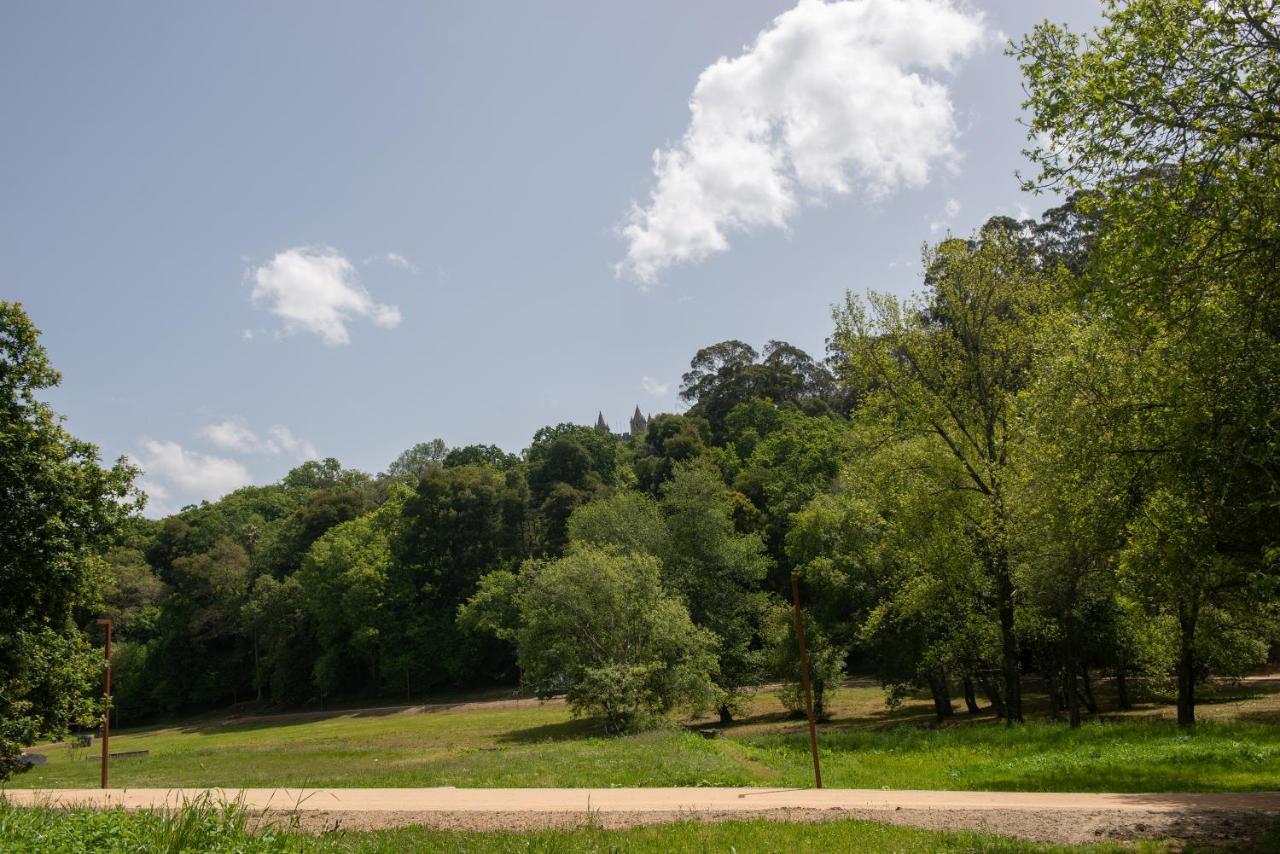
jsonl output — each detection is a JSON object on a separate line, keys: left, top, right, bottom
{"left": 659, "top": 464, "right": 771, "bottom": 721}
{"left": 296, "top": 487, "right": 408, "bottom": 697}
{"left": 633, "top": 414, "right": 711, "bottom": 495}
{"left": 386, "top": 464, "right": 527, "bottom": 690}
{"left": 0, "top": 302, "right": 138, "bottom": 777}
{"left": 565, "top": 490, "right": 668, "bottom": 557}
{"left": 680, "top": 340, "right": 834, "bottom": 438}
{"left": 444, "top": 444, "right": 519, "bottom": 470}
{"left": 385, "top": 439, "right": 449, "bottom": 481}
{"left": 1017, "top": 0, "right": 1280, "bottom": 725}
{"left": 515, "top": 545, "right": 720, "bottom": 732}
{"left": 832, "top": 228, "right": 1059, "bottom": 723}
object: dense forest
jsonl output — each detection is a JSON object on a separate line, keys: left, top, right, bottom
{"left": 3, "top": 0, "right": 1279, "bottom": 768}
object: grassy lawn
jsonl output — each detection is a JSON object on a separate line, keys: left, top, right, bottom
{"left": 0, "top": 800, "right": 1226, "bottom": 853}
{"left": 10, "top": 680, "right": 1280, "bottom": 792}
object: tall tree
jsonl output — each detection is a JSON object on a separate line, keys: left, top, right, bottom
{"left": 1018, "top": 0, "right": 1280, "bottom": 725}
{"left": 833, "top": 227, "right": 1058, "bottom": 723}
{"left": 0, "top": 302, "right": 138, "bottom": 777}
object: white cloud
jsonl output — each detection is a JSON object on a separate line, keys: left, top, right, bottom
{"left": 250, "top": 246, "right": 402, "bottom": 345}
{"left": 131, "top": 439, "right": 252, "bottom": 514}
{"left": 930, "top": 196, "right": 962, "bottom": 233}
{"left": 199, "top": 418, "right": 318, "bottom": 460}
{"left": 617, "top": 0, "right": 987, "bottom": 283}
{"left": 199, "top": 418, "right": 260, "bottom": 453}
{"left": 266, "top": 425, "right": 319, "bottom": 460}
{"left": 384, "top": 252, "right": 417, "bottom": 272}
{"left": 365, "top": 251, "right": 419, "bottom": 273}
{"left": 241, "top": 328, "right": 255, "bottom": 341}
{"left": 640, "top": 376, "right": 671, "bottom": 396}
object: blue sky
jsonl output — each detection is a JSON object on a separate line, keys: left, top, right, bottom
{"left": 2, "top": 1, "right": 1098, "bottom": 515}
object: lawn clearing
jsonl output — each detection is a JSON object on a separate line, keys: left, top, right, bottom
{"left": 10, "top": 681, "right": 1280, "bottom": 793}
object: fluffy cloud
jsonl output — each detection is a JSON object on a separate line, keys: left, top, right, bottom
{"left": 617, "top": 0, "right": 987, "bottom": 283}
{"left": 250, "top": 246, "right": 402, "bottom": 345}
{"left": 199, "top": 418, "right": 318, "bottom": 460}
{"left": 131, "top": 439, "right": 253, "bottom": 515}
{"left": 930, "top": 197, "right": 962, "bottom": 233}
{"left": 640, "top": 376, "right": 671, "bottom": 396}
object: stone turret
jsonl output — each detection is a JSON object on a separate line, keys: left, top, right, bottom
{"left": 595, "top": 411, "right": 610, "bottom": 433}
{"left": 629, "top": 406, "right": 649, "bottom": 439}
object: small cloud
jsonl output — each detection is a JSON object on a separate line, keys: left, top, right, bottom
{"left": 249, "top": 246, "right": 402, "bottom": 345}
{"left": 241, "top": 328, "right": 255, "bottom": 341}
{"left": 131, "top": 439, "right": 252, "bottom": 515}
{"left": 199, "top": 418, "right": 260, "bottom": 453}
{"left": 365, "top": 251, "right": 419, "bottom": 273}
{"left": 640, "top": 376, "right": 671, "bottom": 396}
{"left": 266, "top": 425, "right": 319, "bottom": 460}
{"left": 930, "top": 197, "right": 962, "bottom": 233}
{"left": 385, "top": 252, "right": 417, "bottom": 272}
{"left": 199, "top": 417, "right": 317, "bottom": 460}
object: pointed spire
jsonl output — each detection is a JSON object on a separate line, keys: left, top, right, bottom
{"left": 595, "top": 411, "right": 609, "bottom": 433}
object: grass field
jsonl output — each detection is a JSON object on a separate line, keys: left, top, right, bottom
{"left": 11, "top": 679, "right": 1280, "bottom": 793}
{"left": 1, "top": 799, "right": 1254, "bottom": 853}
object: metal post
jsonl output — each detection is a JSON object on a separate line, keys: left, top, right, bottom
{"left": 790, "top": 575, "right": 822, "bottom": 788}
{"left": 95, "top": 618, "right": 112, "bottom": 789}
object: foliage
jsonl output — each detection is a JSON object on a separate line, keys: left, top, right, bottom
{"left": 0, "top": 302, "right": 138, "bottom": 779}
{"left": 515, "top": 546, "right": 720, "bottom": 732}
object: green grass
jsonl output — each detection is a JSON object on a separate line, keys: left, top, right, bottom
{"left": 0, "top": 799, "right": 1211, "bottom": 853}
{"left": 11, "top": 683, "right": 1280, "bottom": 792}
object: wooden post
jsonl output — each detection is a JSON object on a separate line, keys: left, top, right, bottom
{"left": 95, "top": 618, "right": 112, "bottom": 789}
{"left": 790, "top": 575, "right": 822, "bottom": 788}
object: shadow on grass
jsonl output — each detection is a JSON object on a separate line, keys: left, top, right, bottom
{"left": 495, "top": 717, "right": 600, "bottom": 745}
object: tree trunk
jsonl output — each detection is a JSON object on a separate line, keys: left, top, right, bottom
{"left": 813, "top": 679, "right": 827, "bottom": 722}
{"left": 1115, "top": 667, "right": 1132, "bottom": 711}
{"left": 995, "top": 556, "right": 1023, "bottom": 724}
{"left": 253, "top": 634, "right": 262, "bottom": 703}
{"left": 1078, "top": 665, "right": 1098, "bottom": 715}
{"left": 978, "top": 675, "right": 1006, "bottom": 719}
{"left": 1046, "top": 665, "right": 1066, "bottom": 720}
{"left": 928, "top": 672, "right": 953, "bottom": 722}
{"left": 1177, "top": 607, "right": 1199, "bottom": 728}
{"left": 962, "top": 676, "right": 980, "bottom": 714}
{"left": 718, "top": 703, "right": 734, "bottom": 725}
{"left": 1066, "top": 664, "right": 1081, "bottom": 728}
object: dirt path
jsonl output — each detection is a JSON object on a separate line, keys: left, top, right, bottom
{"left": 7, "top": 787, "right": 1279, "bottom": 845}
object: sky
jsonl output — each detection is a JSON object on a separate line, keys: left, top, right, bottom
{"left": 1, "top": 0, "right": 1101, "bottom": 516}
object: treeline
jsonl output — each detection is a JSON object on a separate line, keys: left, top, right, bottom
{"left": 4, "top": 0, "right": 1280, "bottom": 760}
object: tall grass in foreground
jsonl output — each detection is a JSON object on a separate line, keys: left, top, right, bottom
{"left": 0, "top": 799, "right": 1216, "bottom": 853}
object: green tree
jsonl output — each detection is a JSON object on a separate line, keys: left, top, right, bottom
{"left": 1017, "top": 0, "right": 1280, "bottom": 725}
{"left": 387, "top": 464, "right": 527, "bottom": 690}
{"left": 659, "top": 464, "right": 771, "bottom": 721}
{"left": 680, "top": 340, "right": 834, "bottom": 438}
{"left": 515, "top": 545, "right": 719, "bottom": 733}
{"left": 0, "top": 302, "right": 138, "bottom": 778}
{"left": 833, "top": 228, "right": 1059, "bottom": 723}
{"left": 296, "top": 487, "right": 408, "bottom": 697}
{"left": 385, "top": 439, "right": 449, "bottom": 481}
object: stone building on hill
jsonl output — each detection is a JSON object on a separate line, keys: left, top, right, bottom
{"left": 595, "top": 405, "right": 650, "bottom": 439}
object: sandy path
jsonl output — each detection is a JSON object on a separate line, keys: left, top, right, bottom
{"left": 7, "top": 787, "right": 1279, "bottom": 845}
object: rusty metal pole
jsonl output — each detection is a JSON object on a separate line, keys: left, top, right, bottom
{"left": 95, "top": 618, "right": 112, "bottom": 789}
{"left": 790, "top": 575, "right": 822, "bottom": 788}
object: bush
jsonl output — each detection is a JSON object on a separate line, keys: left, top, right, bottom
{"left": 517, "top": 546, "right": 720, "bottom": 732}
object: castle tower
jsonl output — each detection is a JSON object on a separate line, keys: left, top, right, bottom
{"left": 595, "top": 411, "right": 610, "bottom": 434}
{"left": 629, "top": 405, "right": 648, "bottom": 439}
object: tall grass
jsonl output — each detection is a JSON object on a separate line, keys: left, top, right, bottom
{"left": 0, "top": 798, "right": 1191, "bottom": 853}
